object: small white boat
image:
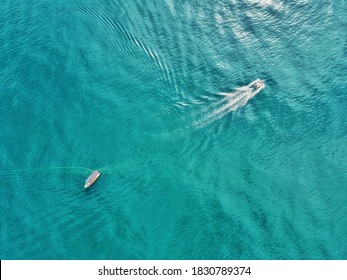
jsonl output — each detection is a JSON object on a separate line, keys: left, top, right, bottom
{"left": 249, "top": 79, "right": 265, "bottom": 98}
{"left": 84, "top": 170, "right": 101, "bottom": 189}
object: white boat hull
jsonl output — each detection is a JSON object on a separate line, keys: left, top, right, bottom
{"left": 84, "top": 170, "right": 101, "bottom": 189}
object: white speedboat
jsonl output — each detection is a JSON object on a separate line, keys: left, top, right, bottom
{"left": 248, "top": 79, "right": 265, "bottom": 98}
{"left": 84, "top": 170, "right": 101, "bottom": 189}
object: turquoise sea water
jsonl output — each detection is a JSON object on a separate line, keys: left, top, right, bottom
{"left": 1, "top": 0, "right": 346, "bottom": 259}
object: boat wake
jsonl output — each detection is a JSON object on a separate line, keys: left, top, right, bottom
{"left": 3, "top": 166, "right": 94, "bottom": 177}
{"left": 194, "top": 79, "right": 265, "bottom": 127}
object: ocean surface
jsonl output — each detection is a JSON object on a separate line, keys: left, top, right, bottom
{"left": 1, "top": 0, "right": 346, "bottom": 260}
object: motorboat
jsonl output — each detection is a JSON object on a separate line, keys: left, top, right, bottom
{"left": 84, "top": 170, "right": 101, "bottom": 189}
{"left": 249, "top": 79, "right": 265, "bottom": 98}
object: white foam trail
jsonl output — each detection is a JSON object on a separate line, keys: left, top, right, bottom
{"left": 4, "top": 166, "right": 94, "bottom": 176}
{"left": 194, "top": 79, "right": 265, "bottom": 127}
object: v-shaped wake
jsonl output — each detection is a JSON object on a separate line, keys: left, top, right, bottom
{"left": 194, "top": 79, "right": 265, "bottom": 127}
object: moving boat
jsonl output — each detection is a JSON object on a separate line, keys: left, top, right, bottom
{"left": 84, "top": 170, "right": 101, "bottom": 189}
{"left": 249, "top": 79, "right": 265, "bottom": 98}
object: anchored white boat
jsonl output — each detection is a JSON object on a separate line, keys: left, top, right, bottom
{"left": 84, "top": 170, "right": 101, "bottom": 189}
